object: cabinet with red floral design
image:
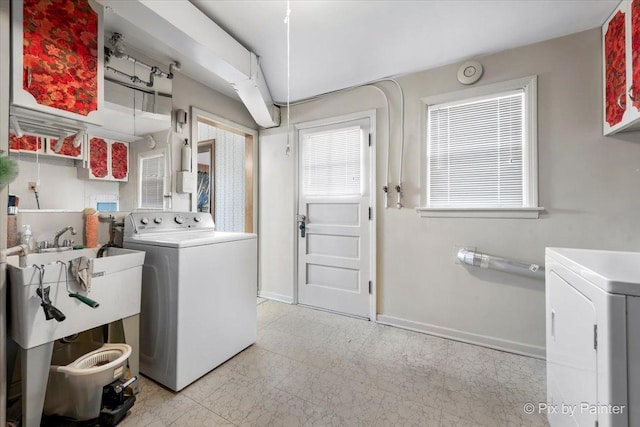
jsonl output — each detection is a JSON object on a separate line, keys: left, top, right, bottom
{"left": 83, "top": 137, "right": 129, "bottom": 182}
{"left": 603, "top": 0, "right": 640, "bottom": 134}
{"left": 46, "top": 135, "right": 84, "bottom": 160}
{"left": 8, "top": 132, "right": 44, "bottom": 154}
{"left": 9, "top": 131, "right": 84, "bottom": 159}
{"left": 11, "top": 0, "right": 104, "bottom": 125}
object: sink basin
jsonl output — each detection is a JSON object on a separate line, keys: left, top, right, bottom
{"left": 7, "top": 247, "right": 145, "bottom": 349}
{"left": 546, "top": 247, "right": 640, "bottom": 296}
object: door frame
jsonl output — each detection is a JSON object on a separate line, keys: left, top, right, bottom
{"left": 293, "top": 110, "right": 377, "bottom": 320}
{"left": 190, "top": 107, "right": 258, "bottom": 233}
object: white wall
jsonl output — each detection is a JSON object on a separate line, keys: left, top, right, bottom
{"left": 8, "top": 155, "right": 119, "bottom": 211}
{"left": 258, "top": 28, "right": 640, "bottom": 357}
{"left": 258, "top": 127, "right": 295, "bottom": 302}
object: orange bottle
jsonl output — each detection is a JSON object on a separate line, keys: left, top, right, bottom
{"left": 85, "top": 214, "right": 98, "bottom": 248}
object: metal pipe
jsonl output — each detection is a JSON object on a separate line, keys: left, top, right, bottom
{"left": 105, "top": 66, "right": 153, "bottom": 88}
{"left": 457, "top": 248, "right": 544, "bottom": 280}
{"left": 366, "top": 84, "right": 391, "bottom": 209}
{"left": 107, "top": 34, "right": 177, "bottom": 80}
{"left": 377, "top": 79, "right": 405, "bottom": 209}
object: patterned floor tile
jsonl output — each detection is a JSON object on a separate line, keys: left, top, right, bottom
{"left": 170, "top": 404, "right": 236, "bottom": 426}
{"left": 122, "top": 301, "right": 549, "bottom": 427}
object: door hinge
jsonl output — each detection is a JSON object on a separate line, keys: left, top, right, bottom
{"left": 368, "top": 133, "right": 372, "bottom": 147}
{"left": 368, "top": 280, "right": 372, "bottom": 294}
{"left": 368, "top": 206, "right": 372, "bottom": 220}
{"left": 594, "top": 324, "right": 598, "bottom": 350}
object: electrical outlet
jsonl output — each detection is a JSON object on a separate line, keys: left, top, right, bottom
{"left": 28, "top": 182, "right": 38, "bottom": 192}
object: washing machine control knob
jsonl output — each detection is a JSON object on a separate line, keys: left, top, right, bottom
{"left": 154, "top": 217, "right": 163, "bottom": 224}
{"left": 174, "top": 215, "right": 185, "bottom": 224}
{"left": 194, "top": 216, "right": 201, "bottom": 223}
{"left": 140, "top": 217, "right": 149, "bottom": 225}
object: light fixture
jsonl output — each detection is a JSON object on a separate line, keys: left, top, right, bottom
{"left": 175, "top": 109, "right": 187, "bottom": 133}
{"left": 53, "top": 133, "right": 66, "bottom": 152}
{"left": 145, "top": 135, "right": 157, "bottom": 149}
{"left": 9, "top": 115, "right": 23, "bottom": 137}
{"left": 72, "top": 129, "right": 86, "bottom": 148}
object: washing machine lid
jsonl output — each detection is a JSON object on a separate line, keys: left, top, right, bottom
{"left": 124, "top": 231, "right": 256, "bottom": 248}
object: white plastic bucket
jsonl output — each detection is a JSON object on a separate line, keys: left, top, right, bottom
{"left": 44, "top": 343, "right": 131, "bottom": 420}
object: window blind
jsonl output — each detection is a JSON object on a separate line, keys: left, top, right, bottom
{"left": 140, "top": 154, "right": 165, "bottom": 209}
{"left": 427, "top": 90, "right": 525, "bottom": 208}
{"left": 303, "top": 126, "right": 361, "bottom": 196}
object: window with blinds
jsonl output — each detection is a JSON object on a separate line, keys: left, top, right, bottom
{"left": 302, "top": 126, "right": 362, "bottom": 196}
{"left": 139, "top": 152, "right": 166, "bottom": 209}
{"left": 425, "top": 80, "right": 537, "bottom": 210}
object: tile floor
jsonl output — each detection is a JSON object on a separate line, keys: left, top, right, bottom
{"left": 121, "top": 300, "right": 549, "bottom": 427}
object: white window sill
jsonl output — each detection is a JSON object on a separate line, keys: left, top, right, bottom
{"left": 416, "top": 207, "right": 544, "bottom": 219}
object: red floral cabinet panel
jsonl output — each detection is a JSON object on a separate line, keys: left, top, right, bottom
{"left": 12, "top": 0, "right": 104, "bottom": 125}
{"left": 604, "top": 10, "right": 627, "bottom": 127}
{"left": 632, "top": 0, "right": 640, "bottom": 111}
{"left": 47, "top": 135, "right": 83, "bottom": 159}
{"left": 88, "top": 137, "right": 128, "bottom": 181}
{"left": 110, "top": 142, "right": 129, "bottom": 180}
{"left": 602, "top": 0, "right": 640, "bottom": 134}
{"left": 9, "top": 132, "right": 43, "bottom": 153}
{"left": 89, "top": 137, "right": 109, "bottom": 179}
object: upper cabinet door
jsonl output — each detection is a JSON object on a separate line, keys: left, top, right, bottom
{"left": 11, "top": 0, "right": 104, "bottom": 125}
{"left": 46, "top": 135, "right": 84, "bottom": 159}
{"left": 629, "top": 0, "right": 640, "bottom": 117}
{"left": 9, "top": 132, "right": 44, "bottom": 154}
{"left": 110, "top": 141, "right": 129, "bottom": 182}
{"left": 87, "top": 137, "right": 129, "bottom": 181}
{"left": 603, "top": 2, "right": 628, "bottom": 134}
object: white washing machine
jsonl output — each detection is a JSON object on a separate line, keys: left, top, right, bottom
{"left": 123, "top": 211, "right": 257, "bottom": 391}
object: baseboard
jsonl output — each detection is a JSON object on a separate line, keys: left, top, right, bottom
{"left": 376, "top": 314, "right": 545, "bottom": 360}
{"left": 258, "top": 291, "right": 294, "bottom": 304}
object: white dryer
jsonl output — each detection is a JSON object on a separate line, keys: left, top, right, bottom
{"left": 123, "top": 211, "right": 257, "bottom": 391}
{"left": 546, "top": 248, "right": 640, "bottom": 427}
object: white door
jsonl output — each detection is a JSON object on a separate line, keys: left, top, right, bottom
{"left": 297, "top": 118, "right": 372, "bottom": 319}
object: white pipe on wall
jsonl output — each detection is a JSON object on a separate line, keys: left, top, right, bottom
{"left": 457, "top": 248, "right": 544, "bottom": 280}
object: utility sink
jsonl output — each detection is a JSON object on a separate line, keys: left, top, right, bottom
{"left": 6, "top": 247, "right": 145, "bottom": 349}
{"left": 547, "top": 247, "right": 640, "bottom": 296}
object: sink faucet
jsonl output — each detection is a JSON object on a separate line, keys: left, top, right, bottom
{"left": 53, "top": 226, "right": 77, "bottom": 248}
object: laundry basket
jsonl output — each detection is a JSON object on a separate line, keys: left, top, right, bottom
{"left": 44, "top": 343, "right": 132, "bottom": 421}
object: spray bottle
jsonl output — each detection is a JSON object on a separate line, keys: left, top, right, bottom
{"left": 20, "top": 225, "right": 33, "bottom": 251}
{"left": 181, "top": 138, "right": 191, "bottom": 172}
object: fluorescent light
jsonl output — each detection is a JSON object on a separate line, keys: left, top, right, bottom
{"left": 73, "top": 129, "right": 85, "bottom": 147}
{"left": 10, "top": 115, "right": 23, "bottom": 137}
{"left": 53, "top": 133, "right": 67, "bottom": 152}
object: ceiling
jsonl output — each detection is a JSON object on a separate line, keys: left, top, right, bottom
{"left": 188, "top": 0, "right": 616, "bottom": 103}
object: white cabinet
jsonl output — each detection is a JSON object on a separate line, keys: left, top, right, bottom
{"left": 602, "top": 0, "right": 640, "bottom": 134}
{"left": 77, "top": 137, "right": 129, "bottom": 182}
{"left": 546, "top": 248, "right": 640, "bottom": 427}
{"left": 11, "top": 0, "right": 104, "bottom": 125}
